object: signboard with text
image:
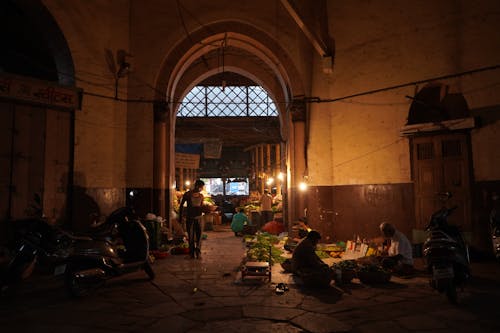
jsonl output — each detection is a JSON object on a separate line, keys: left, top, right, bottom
{"left": 0, "top": 73, "right": 82, "bottom": 110}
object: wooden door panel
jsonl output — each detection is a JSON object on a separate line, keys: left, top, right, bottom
{"left": 416, "top": 196, "right": 440, "bottom": 229}
{"left": 0, "top": 102, "right": 13, "bottom": 223}
{"left": 412, "top": 133, "right": 471, "bottom": 232}
{"left": 413, "top": 137, "right": 442, "bottom": 229}
{"left": 416, "top": 165, "right": 439, "bottom": 192}
{"left": 10, "top": 105, "right": 45, "bottom": 218}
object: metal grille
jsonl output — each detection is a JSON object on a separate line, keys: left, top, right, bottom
{"left": 417, "top": 142, "right": 434, "bottom": 160}
{"left": 178, "top": 86, "right": 278, "bottom": 117}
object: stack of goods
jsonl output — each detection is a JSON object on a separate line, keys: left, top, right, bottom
{"left": 356, "top": 263, "right": 391, "bottom": 284}
{"left": 331, "top": 259, "right": 358, "bottom": 284}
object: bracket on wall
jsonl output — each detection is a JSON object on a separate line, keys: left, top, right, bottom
{"left": 105, "top": 49, "right": 132, "bottom": 99}
{"left": 280, "top": 0, "right": 331, "bottom": 58}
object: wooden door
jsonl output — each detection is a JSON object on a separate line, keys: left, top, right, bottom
{"left": 412, "top": 133, "right": 471, "bottom": 230}
{"left": 0, "top": 103, "right": 45, "bottom": 220}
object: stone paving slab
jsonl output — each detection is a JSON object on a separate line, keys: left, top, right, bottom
{"left": 192, "top": 318, "right": 303, "bottom": 333}
{"left": 291, "top": 312, "right": 352, "bottom": 333}
{"left": 242, "top": 304, "right": 305, "bottom": 321}
{"left": 144, "top": 314, "right": 199, "bottom": 333}
{"left": 181, "top": 305, "right": 242, "bottom": 322}
{"left": 356, "top": 320, "right": 408, "bottom": 333}
{"left": 2, "top": 227, "right": 500, "bottom": 333}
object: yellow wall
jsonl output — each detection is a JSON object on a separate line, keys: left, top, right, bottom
{"left": 41, "top": 0, "right": 500, "bottom": 193}
{"left": 43, "top": 0, "right": 130, "bottom": 191}
{"left": 308, "top": 0, "right": 500, "bottom": 186}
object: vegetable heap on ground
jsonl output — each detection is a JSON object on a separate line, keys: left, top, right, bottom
{"left": 245, "top": 233, "right": 285, "bottom": 264}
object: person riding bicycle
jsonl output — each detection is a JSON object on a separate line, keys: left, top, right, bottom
{"left": 179, "top": 180, "right": 205, "bottom": 258}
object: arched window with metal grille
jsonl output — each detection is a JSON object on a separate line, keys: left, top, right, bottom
{"left": 178, "top": 86, "right": 278, "bottom": 117}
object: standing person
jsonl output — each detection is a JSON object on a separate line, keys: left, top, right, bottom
{"left": 377, "top": 222, "right": 414, "bottom": 275}
{"left": 179, "top": 180, "right": 205, "bottom": 259}
{"left": 260, "top": 189, "right": 273, "bottom": 227}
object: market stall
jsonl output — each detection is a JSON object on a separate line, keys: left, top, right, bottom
{"left": 239, "top": 230, "right": 393, "bottom": 286}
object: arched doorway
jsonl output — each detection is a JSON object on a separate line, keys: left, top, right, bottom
{"left": 152, "top": 22, "right": 307, "bottom": 228}
{"left": 403, "top": 83, "right": 475, "bottom": 244}
{"left": 0, "top": 0, "right": 77, "bottom": 243}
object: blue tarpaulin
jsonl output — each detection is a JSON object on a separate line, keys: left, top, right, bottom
{"left": 175, "top": 144, "right": 203, "bottom": 154}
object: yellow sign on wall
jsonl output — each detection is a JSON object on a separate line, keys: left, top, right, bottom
{"left": 175, "top": 152, "right": 200, "bottom": 169}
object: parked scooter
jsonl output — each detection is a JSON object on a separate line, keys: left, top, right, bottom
{"left": 63, "top": 207, "right": 155, "bottom": 297}
{"left": 1, "top": 207, "right": 155, "bottom": 297}
{"left": 0, "top": 214, "right": 80, "bottom": 294}
{"left": 422, "top": 192, "right": 470, "bottom": 304}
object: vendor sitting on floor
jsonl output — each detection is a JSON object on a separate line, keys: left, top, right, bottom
{"left": 375, "top": 222, "right": 414, "bottom": 275}
{"left": 230, "top": 207, "right": 249, "bottom": 236}
{"left": 291, "top": 230, "right": 333, "bottom": 288}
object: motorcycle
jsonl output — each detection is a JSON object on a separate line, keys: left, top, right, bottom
{"left": 1, "top": 207, "right": 155, "bottom": 297}
{"left": 0, "top": 215, "right": 79, "bottom": 295}
{"left": 422, "top": 192, "right": 470, "bottom": 304}
{"left": 63, "top": 207, "right": 155, "bottom": 297}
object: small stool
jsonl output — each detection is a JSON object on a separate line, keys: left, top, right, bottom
{"left": 241, "top": 261, "right": 271, "bottom": 282}
{"left": 241, "top": 245, "right": 272, "bottom": 282}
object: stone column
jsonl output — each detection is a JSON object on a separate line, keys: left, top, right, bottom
{"left": 153, "top": 101, "right": 169, "bottom": 218}
{"left": 275, "top": 143, "right": 282, "bottom": 196}
{"left": 290, "top": 99, "right": 307, "bottom": 221}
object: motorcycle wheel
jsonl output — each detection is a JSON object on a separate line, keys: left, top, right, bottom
{"left": 4, "top": 250, "right": 37, "bottom": 284}
{"left": 445, "top": 279, "right": 458, "bottom": 304}
{"left": 143, "top": 261, "right": 155, "bottom": 280}
{"left": 65, "top": 264, "right": 103, "bottom": 298}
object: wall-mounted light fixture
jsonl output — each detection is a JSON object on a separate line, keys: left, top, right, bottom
{"left": 298, "top": 181, "right": 308, "bottom": 192}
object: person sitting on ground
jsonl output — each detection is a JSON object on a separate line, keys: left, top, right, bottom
{"left": 261, "top": 217, "right": 285, "bottom": 235}
{"left": 230, "top": 207, "right": 249, "bottom": 236}
{"left": 296, "top": 217, "right": 311, "bottom": 239}
{"left": 291, "top": 230, "right": 333, "bottom": 288}
{"left": 376, "top": 222, "right": 414, "bottom": 275}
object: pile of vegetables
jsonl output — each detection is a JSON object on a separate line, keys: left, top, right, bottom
{"left": 331, "top": 259, "right": 358, "bottom": 271}
{"left": 357, "top": 263, "right": 390, "bottom": 274}
{"left": 245, "top": 233, "right": 285, "bottom": 264}
{"left": 315, "top": 250, "right": 331, "bottom": 259}
{"left": 356, "top": 263, "right": 391, "bottom": 284}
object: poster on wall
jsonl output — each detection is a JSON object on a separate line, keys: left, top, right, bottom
{"left": 175, "top": 152, "right": 200, "bottom": 169}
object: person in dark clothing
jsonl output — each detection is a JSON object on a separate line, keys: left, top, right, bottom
{"left": 179, "top": 180, "right": 205, "bottom": 258}
{"left": 291, "top": 230, "right": 333, "bottom": 288}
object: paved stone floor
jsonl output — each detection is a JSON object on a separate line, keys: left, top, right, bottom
{"left": 1, "top": 225, "right": 500, "bottom": 333}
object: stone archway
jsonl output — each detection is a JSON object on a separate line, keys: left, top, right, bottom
{"left": 152, "top": 21, "right": 306, "bottom": 224}
{"left": 0, "top": 0, "right": 77, "bottom": 242}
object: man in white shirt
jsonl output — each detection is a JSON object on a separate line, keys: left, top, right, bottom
{"left": 259, "top": 189, "right": 273, "bottom": 227}
{"left": 378, "top": 222, "right": 414, "bottom": 275}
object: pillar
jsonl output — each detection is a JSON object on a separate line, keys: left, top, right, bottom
{"left": 153, "top": 101, "right": 169, "bottom": 218}
{"left": 289, "top": 100, "right": 307, "bottom": 221}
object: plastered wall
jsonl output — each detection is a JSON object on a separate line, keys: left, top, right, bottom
{"left": 43, "top": 0, "right": 131, "bottom": 212}
{"left": 307, "top": 0, "right": 500, "bottom": 186}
